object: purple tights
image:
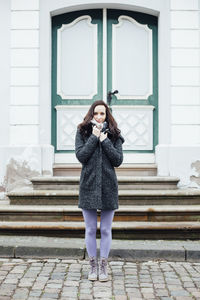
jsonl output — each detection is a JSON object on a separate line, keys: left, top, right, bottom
{"left": 82, "top": 209, "right": 115, "bottom": 258}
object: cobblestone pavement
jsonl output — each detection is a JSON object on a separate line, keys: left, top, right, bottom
{"left": 0, "top": 258, "right": 199, "bottom": 300}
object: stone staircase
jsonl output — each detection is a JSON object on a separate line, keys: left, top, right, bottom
{"left": 4, "top": 163, "right": 200, "bottom": 239}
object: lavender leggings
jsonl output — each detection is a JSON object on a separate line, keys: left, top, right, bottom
{"left": 82, "top": 209, "right": 115, "bottom": 258}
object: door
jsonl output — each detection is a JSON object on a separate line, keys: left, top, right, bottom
{"left": 52, "top": 9, "right": 158, "bottom": 163}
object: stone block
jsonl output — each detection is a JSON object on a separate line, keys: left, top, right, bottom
{"left": 15, "top": 246, "right": 84, "bottom": 259}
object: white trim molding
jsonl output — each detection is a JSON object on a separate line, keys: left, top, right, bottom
{"left": 55, "top": 105, "right": 91, "bottom": 110}
{"left": 0, "top": 0, "right": 10, "bottom": 146}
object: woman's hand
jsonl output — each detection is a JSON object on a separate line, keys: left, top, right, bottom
{"left": 100, "top": 132, "right": 108, "bottom": 142}
{"left": 92, "top": 126, "right": 101, "bottom": 138}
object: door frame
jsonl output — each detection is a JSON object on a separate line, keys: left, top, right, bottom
{"left": 51, "top": 8, "right": 158, "bottom": 155}
{"left": 39, "top": 0, "right": 171, "bottom": 156}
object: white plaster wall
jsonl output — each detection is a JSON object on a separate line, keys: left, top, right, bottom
{"left": 156, "top": 0, "right": 200, "bottom": 188}
{"left": 0, "top": 0, "right": 11, "bottom": 196}
{"left": 0, "top": 0, "right": 54, "bottom": 196}
{"left": 0, "top": 0, "right": 10, "bottom": 146}
{"left": 0, "top": 145, "right": 54, "bottom": 192}
{"left": 170, "top": 0, "right": 200, "bottom": 144}
{"left": 156, "top": 145, "right": 200, "bottom": 188}
{"left": 10, "top": 0, "right": 40, "bottom": 145}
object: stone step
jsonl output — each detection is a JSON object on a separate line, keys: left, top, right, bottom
{"left": 53, "top": 163, "right": 157, "bottom": 176}
{"left": 1, "top": 205, "right": 200, "bottom": 222}
{"left": 31, "top": 176, "right": 179, "bottom": 190}
{"left": 0, "top": 220, "right": 199, "bottom": 239}
{"left": 0, "top": 200, "right": 10, "bottom": 205}
{"left": 7, "top": 188, "right": 200, "bottom": 205}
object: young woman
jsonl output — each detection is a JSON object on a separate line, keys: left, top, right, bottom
{"left": 75, "top": 100, "right": 124, "bottom": 281}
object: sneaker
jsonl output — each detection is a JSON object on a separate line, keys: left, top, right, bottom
{"left": 99, "top": 257, "right": 109, "bottom": 281}
{"left": 88, "top": 256, "right": 98, "bottom": 281}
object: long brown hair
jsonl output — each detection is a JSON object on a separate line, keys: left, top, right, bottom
{"left": 78, "top": 100, "right": 121, "bottom": 140}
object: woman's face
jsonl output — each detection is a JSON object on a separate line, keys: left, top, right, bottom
{"left": 93, "top": 105, "right": 106, "bottom": 123}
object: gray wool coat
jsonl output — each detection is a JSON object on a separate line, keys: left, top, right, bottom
{"left": 75, "top": 128, "right": 124, "bottom": 210}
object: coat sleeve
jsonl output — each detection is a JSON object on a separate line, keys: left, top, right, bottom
{"left": 75, "top": 129, "right": 99, "bottom": 164}
{"left": 101, "top": 136, "right": 124, "bottom": 167}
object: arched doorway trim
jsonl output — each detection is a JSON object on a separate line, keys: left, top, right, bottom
{"left": 39, "top": 0, "right": 170, "bottom": 154}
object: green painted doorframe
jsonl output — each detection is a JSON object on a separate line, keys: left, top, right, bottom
{"left": 51, "top": 9, "right": 158, "bottom": 153}
{"left": 51, "top": 9, "right": 103, "bottom": 152}
{"left": 107, "top": 9, "right": 158, "bottom": 152}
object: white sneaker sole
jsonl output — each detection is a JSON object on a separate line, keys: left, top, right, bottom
{"left": 99, "top": 277, "right": 109, "bottom": 282}
{"left": 88, "top": 276, "right": 98, "bottom": 281}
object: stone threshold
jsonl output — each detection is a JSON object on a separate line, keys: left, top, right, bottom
{"left": 0, "top": 236, "right": 200, "bottom": 262}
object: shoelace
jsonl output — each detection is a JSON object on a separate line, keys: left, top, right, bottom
{"left": 90, "top": 258, "right": 97, "bottom": 273}
{"left": 100, "top": 260, "right": 107, "bottom": 275}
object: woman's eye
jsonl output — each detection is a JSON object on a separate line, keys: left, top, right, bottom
{"left": 94, "top": 112, "right": 97, "bottom": 115}
{"left": 100, "top": 113, "right": 105, "bottom": 115}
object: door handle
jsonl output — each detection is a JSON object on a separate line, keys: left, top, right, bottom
{"left": 107, "top": 90, "right": 118, "bottom": 106}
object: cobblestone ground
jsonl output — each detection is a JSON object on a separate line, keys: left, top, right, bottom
{"left": 0, "top": 258, "right": 199, "bottom": 300}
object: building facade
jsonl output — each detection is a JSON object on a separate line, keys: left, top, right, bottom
{"left": 0, "top": 0, "right": 200, "bottom": 197}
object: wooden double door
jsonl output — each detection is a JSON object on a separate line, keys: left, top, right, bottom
{"left": 52, "top": 9, "right": 158, "bottom": 161}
